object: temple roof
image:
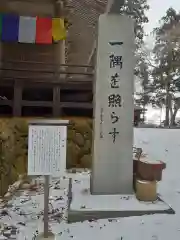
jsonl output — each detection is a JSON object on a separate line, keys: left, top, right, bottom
{"left": 66, "top": 0, "right": 108, "bottom": 65}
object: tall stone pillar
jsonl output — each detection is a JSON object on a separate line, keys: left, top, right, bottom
{"left": 91, "top": 14, "right": 135, "bottom": 195}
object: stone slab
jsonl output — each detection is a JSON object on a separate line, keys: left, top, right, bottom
{"left": 91, "top": 14, "right": 135, "bottom": 194}
{"left": 36, "top": 232, "right": 55, "bottom": 239}
{"left": 68, "top": 176, "right": 175, "bottom": 223}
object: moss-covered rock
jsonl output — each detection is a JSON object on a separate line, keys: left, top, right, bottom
{"left": 80, "top": 154, "right": 92, "bottom": 168}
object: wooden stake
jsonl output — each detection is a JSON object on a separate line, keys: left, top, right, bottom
{"left": 44, "top": 175, "right": 50, "bottom": 238}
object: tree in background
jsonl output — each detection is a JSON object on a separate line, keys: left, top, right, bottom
{"left": 135, "top": 56, "right": 150, "bottom": 120}
{"left": 119, "top": 0, "right": 149, "bottom": 47}
{"left": 122, "top": 0, "right": 150, "bottom": 117}
{"left": 136, "top": 8, "right": 180, "bottom": 126}
{"left": 120, "top": 0, "right": 149, "bottom": 82}
{"left": 151, "top": 8, "right": 180, "bottom": 126}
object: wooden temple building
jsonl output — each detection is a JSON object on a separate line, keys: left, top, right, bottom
{"left": 0, "top": 0, "right": 144, "bottom": 125}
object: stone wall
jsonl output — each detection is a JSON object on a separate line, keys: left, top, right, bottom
{"left": 0, "top": 118, "right": 93, "bottom": 196}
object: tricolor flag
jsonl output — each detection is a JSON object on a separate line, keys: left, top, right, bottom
{"left": 36, "top": 17, "right": 52, "bottom": 44}
{"left": 52, "top": 18, "right": 66, "bottom": 41}
{"left": 18, "top": 16, "right": 36, "bottom": 43}
{"left": 0, "top": 14, "right": 66, "bottom": 44}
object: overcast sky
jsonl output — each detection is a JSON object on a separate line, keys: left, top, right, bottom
{"left": 144, "top": 0, "right": 180, "bottom": 34}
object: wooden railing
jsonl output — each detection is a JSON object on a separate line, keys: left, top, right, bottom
{"left": 1, "top": 60, "right": 94, "bottom": 82}
{"left": 0, "top": 61, "right": 94, "bottom": 117}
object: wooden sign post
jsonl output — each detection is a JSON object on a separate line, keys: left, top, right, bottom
{"left": 28, "top": 120, "right": 69, "bottom": 239}
{"left": 44, "top": 175, "right": 50, "bottom": 238}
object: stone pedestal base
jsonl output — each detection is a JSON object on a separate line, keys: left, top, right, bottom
{"left": 68, "top": 175, "right": 175, "bottom": 223}
{"left": 36, "top": 232, "right": 55, "bottom": 240}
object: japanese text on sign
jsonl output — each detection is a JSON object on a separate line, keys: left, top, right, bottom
{"left": 28, "top": 125, "right": 67, "bottom": 176}
{"left": 108, "top": 45, "right": 123, "bottom": 143}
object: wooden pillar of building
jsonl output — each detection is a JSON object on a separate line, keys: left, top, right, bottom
{"left": 53, "top": 0, "right": 66, "bottom": 117}
{"left": 13, "top": 82, "right": 22, "bottom": 116}
{"left": 54, "top": 0, "right": 66, "bottom": 68}
{"left": 53, "top": 86, "right": 61, "bottom": 117}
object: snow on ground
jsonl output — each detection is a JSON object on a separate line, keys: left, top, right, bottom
{"left": 1, "top": 128, "right": 180, "bottom": 239}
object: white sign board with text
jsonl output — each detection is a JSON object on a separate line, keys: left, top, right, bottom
{"left": 28, "top": 125, "right": 67, "bottom": 176}
{"left": 91, "top": 14, "right": 135, "bottom": 194}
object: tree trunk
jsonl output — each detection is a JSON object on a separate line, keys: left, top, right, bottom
{"left": 170, "top": 108, "right": 179, "bottom": 126}
{"left": 169, "top": 104, "right": 173, "bottom": 121}
{"left": 164, "top": 82, "right": 170, "bottom": 126}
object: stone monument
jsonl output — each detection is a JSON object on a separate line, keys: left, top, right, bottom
{"left": 68, "top": 14, "right": 174, "bottom": 223}
{"left": 91, "top": 14, "right": 135, "bottom": 194}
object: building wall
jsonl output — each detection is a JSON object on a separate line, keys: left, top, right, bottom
{"left": 1, "top": 0, "right": 54, "bottom": 16}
